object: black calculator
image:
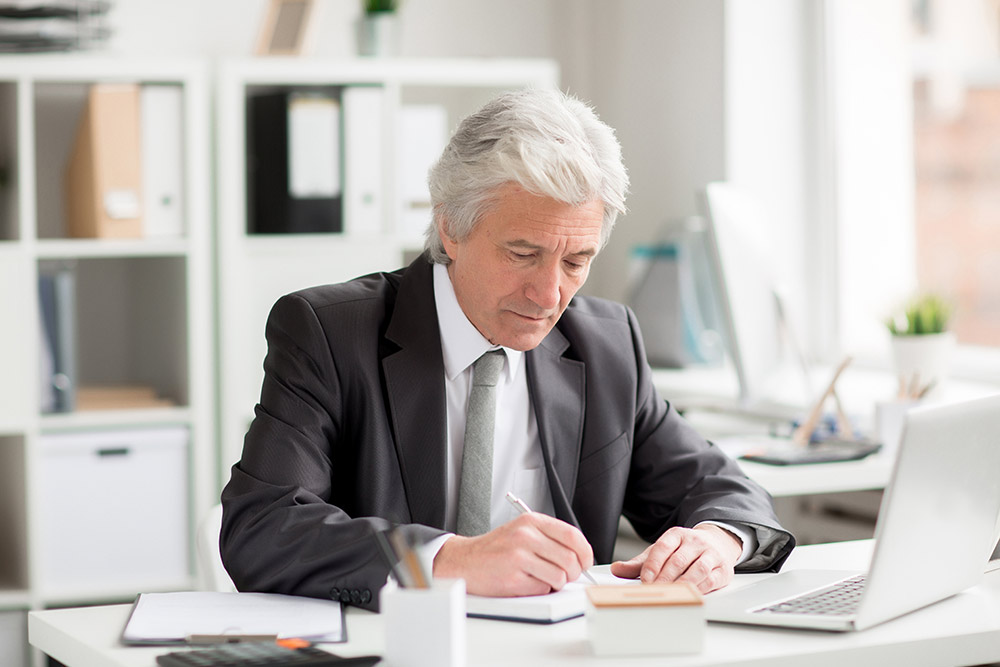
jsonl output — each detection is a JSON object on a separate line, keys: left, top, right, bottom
{"left": 156, "top": 642, "right": 380, "bottom": 667}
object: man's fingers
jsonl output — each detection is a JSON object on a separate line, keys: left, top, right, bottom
{"left": 433, "top": 514, "right": 596, "bottom": 597}
{"left": 640, "top": 529, "right": 681, "bottom": 583}
{"left": 529, "top": 513, "right": 595, "bottom": 571}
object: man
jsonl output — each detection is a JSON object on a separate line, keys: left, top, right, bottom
{"left": 221, "top": 88, "right": 794, "bottom": 611}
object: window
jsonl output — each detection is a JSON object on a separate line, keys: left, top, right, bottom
{"left": 911, "top": 0, "right": 1000, "bottom": 349}
{"left": 823, "top": 0, "right": 1000, "bottom": 380}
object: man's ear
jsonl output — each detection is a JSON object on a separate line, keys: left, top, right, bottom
{"left": 438, "top": 217, "right": 459, "bottom": 261}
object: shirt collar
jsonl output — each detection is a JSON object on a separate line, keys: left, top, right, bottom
{"left": 433, "top": 262, "right": 521, "bottom": 382}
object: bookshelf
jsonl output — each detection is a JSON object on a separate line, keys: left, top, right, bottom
{"left": 214, "top": 57, "right": 560, "bottom": 481}
{"left": 0, "top": 56, "right": 213, "bottom": 667}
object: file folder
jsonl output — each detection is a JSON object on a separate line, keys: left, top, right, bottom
{"left": 140, "top": 84, "right": 185, "bottom": 238}
{"left": 342, "top": 85, "right": 384, "bottom": 235}
{"left": 247, "top": 90, "right": 342, "bottom": 234}
{"left": 65, "top": 83, "right": 143, "bottom": 238}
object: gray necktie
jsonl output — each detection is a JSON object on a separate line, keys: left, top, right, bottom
{"left": 456, "top": 350, "right": 505, "bottom": 537}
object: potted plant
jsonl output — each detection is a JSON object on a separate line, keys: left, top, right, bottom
{"left": 886, "top": 293, "right": 955, "bottom": 398}
{"left": 357, "top": 0, "right": 400, "bottom": 57}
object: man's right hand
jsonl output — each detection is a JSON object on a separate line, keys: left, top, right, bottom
{"left": 432, "top": 513, "right": 594, "bottom": 597}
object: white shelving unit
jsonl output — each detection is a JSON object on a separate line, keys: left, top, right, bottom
{"left": 215, "top": 57, "right": 559, "bottom": 480}
{"left": 0, "top": 56, "right": 214, "bottom": 667}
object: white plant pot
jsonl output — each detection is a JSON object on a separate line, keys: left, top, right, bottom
{"left": 890, "top": 331, "right": 956, "bottom": 397}
{"left": 356, "top": 13, "right": 399, "bottom": 57}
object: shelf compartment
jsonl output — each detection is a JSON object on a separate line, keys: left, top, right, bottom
{"left": 0, "top": 436, "right": 28, "bottom": 595}
{"left": 33, "top": 80, "right": 189, "bottom": 241}
{"left": 0, "top": 81, "right": 17, "bottom": 242}
{"left": 38, "top": 255, "right": 191, "bottom": 413}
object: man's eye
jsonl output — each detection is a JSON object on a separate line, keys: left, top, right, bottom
{"left": 511, "top": 251, "right": 534, "bottom": 260}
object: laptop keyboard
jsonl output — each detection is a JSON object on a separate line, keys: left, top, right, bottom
{"left": 753, "top": 574, "right": 867, "bottom": 616}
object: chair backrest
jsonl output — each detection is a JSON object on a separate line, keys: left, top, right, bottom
{"left": 196, "top": 503, "right": 237, "bottom": 592}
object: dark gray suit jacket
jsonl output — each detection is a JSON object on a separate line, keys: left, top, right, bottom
{"left": 220, "top": 255, "right": 794, "bottom": 611}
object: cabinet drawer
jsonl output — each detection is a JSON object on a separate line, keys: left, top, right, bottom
{"left": 36, "top": 427, "right": 190, "bottom": 596}
{"left": 0, "top": 610, "right": 27, "bottom": 667}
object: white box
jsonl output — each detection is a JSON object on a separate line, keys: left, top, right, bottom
{"left": 36, "top": 426, "right": 190, "bottom": 596}
{"left": 585, "top": 583, "right": 704, "bottom": 656}
{"left": 381, "top": 578, "right": 466, "bottom": 667}
{"left": 0, "top": 610, "right": 27, "bottom": 667}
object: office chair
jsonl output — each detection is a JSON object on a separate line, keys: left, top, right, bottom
{"left": 196, "top": 503, "right": 237, "bottom": 592}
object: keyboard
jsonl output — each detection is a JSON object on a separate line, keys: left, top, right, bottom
{"left": 753, "top": 574, "right": 867, "bottom": 616}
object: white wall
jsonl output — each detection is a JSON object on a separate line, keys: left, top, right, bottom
{"left": 103, "top": 0, "right": 816, "bottom": 308}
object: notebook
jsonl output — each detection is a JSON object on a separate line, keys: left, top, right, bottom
{"left": 705, "top": 394, "right": 1000, "bottom": 632}
{"left": 466, "top": 570, "right": 638, "bottom": 623}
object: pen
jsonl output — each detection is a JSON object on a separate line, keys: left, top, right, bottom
{"left": 387, "top": 527, "right": 430, "bottom": 589}
{"left": 505, "top": 491, "right": 599, "bottom": 586}
{"left": 374, "top": 528, "right": 412, "bottom": 588}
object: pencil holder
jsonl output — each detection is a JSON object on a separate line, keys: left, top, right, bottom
{"left": 381, "top": 578, "right": 466, "bottom": 667}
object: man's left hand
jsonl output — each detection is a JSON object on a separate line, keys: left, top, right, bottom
{"left": 609, "top": 524, "right": 742, "bottom": 594}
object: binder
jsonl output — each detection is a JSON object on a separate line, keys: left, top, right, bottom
{"left": 396, "top": 104, "right": 447, "bottom": 238}
{"left": 247, "top": 90, "right": 342, "bottom": 234}
{"left": 65, "top": 83, "right": 143, "bottom": 238}
{"left": 140, "top": 84, "right": 185, "bottom": 238}
{"left": 37, "top": 262, "right": 76, "bottom": 413}
{"left": 341, "top": 85, "right": 384, "bottom": 235}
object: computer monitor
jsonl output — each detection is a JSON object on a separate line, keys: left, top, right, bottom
{"left": 700, "top": 182, "right": 809, "bottom": 415}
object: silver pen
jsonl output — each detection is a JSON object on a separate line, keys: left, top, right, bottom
{"left": 504, "top": 491, "right": 599, "bottom": 586}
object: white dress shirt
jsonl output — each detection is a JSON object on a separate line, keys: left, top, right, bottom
{"left": 422, "top": 263, "right": 755, "bottom": 566}
{"left": 432, "top": 263, "right": 556, "bottom": 532}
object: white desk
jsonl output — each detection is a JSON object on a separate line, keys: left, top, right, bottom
{"left": 29, "top": 541, "right": 1000, "bottom": 667}
{"left": 653, "top": 365, "right": 1000, "bottom": 500}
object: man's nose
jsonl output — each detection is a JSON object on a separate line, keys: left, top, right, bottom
{"left": 525, "top": 263, "right": 561, "bottom": 311}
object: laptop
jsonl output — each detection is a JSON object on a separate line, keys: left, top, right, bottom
{"left": 706, "top": 394, "right": 1000, "bottom": 632}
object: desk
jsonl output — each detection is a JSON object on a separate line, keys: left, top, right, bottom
{"left": 29, "top": 541, "right": 1000, "bottom": 667}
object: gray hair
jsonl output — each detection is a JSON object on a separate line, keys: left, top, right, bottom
{"left": 424, "top": 88, "right": 629, "bottom": 264}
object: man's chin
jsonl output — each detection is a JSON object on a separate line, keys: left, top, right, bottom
{"left": 492, "top": 329, "right": 553, "bottom": 352}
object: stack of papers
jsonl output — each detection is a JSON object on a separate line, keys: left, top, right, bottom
{"left": 121, "top": 591, "right": 345, "bottom": 645}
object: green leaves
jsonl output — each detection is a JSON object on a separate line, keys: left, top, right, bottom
{"left": 886, "top": 294, "right": 952, "bottom": 335}
{"left": 363, "top": 0, "right": 398, "bottom": 13}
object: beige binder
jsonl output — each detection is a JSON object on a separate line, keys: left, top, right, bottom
{"left": 65, "top": 83, "right": 143, "bottom": 238}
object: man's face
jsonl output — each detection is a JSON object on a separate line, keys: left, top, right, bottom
{"left": 440, "top": 183, "right": 605, "bottom": 351}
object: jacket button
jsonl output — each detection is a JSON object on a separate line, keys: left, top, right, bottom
{"left": 339, "top": 589, "right": 352, "bottom": 603}
{"left": 361, "top": 589, "right": 372, "bottom": 604}
{"left": 350, "top": 590, "right": 361, "bottom": 604}
{"left": 329, "top": 587, "right": 340, "bottom": 599}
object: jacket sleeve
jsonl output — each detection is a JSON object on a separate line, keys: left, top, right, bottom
{"left": 219, "top": 292, "right": 445, "bottom": 611}
{"left": 621, "top": 308, "right": 795, "bottom": 572}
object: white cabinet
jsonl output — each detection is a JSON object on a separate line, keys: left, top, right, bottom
{"left": 215, "top": 58, "right": 559, "bottom": 478}
{"left": 0, "top": 56, "right": 214, "bottom": 667}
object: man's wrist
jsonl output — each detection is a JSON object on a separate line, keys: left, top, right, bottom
{"left": 695, "top": 520, "right": 758, "bottom": 565}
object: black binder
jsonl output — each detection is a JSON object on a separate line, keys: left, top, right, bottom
{"left": 246, "top": 89, "right": 343, "bottom": 234}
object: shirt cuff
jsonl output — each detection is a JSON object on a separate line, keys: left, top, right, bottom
{"left": 415, "top": 533, "right": 454, "bottom": 579}
{"left": 696, "top": 520, "right": 758, "bottom": 565}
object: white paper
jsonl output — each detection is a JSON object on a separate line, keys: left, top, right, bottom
{"left": 287, "top": 94, "right": 341, "bottom": 199}
{"left": 122, "top": 591, "right": 344, "bottom": 644}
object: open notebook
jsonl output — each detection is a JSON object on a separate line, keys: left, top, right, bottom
{"left": 466, "top": 569, "right": 639, "bottom": 623}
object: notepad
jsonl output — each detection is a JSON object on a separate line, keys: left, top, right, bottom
{"left": 121, "top": 591, "right": 345, "bottom": 645}
{"left": 466, "top": 571, "right": 640, "bottom": 624}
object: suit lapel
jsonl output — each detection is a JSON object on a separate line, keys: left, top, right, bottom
{"left": 526, "top": 326, "right": 585, "bottom": 527}
{"left": 382, "top": 257, "right": 449, "bottom": 529}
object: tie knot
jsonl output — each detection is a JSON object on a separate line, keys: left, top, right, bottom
{"left": 471, "top": 350, "right": 505, "bottom": 387}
